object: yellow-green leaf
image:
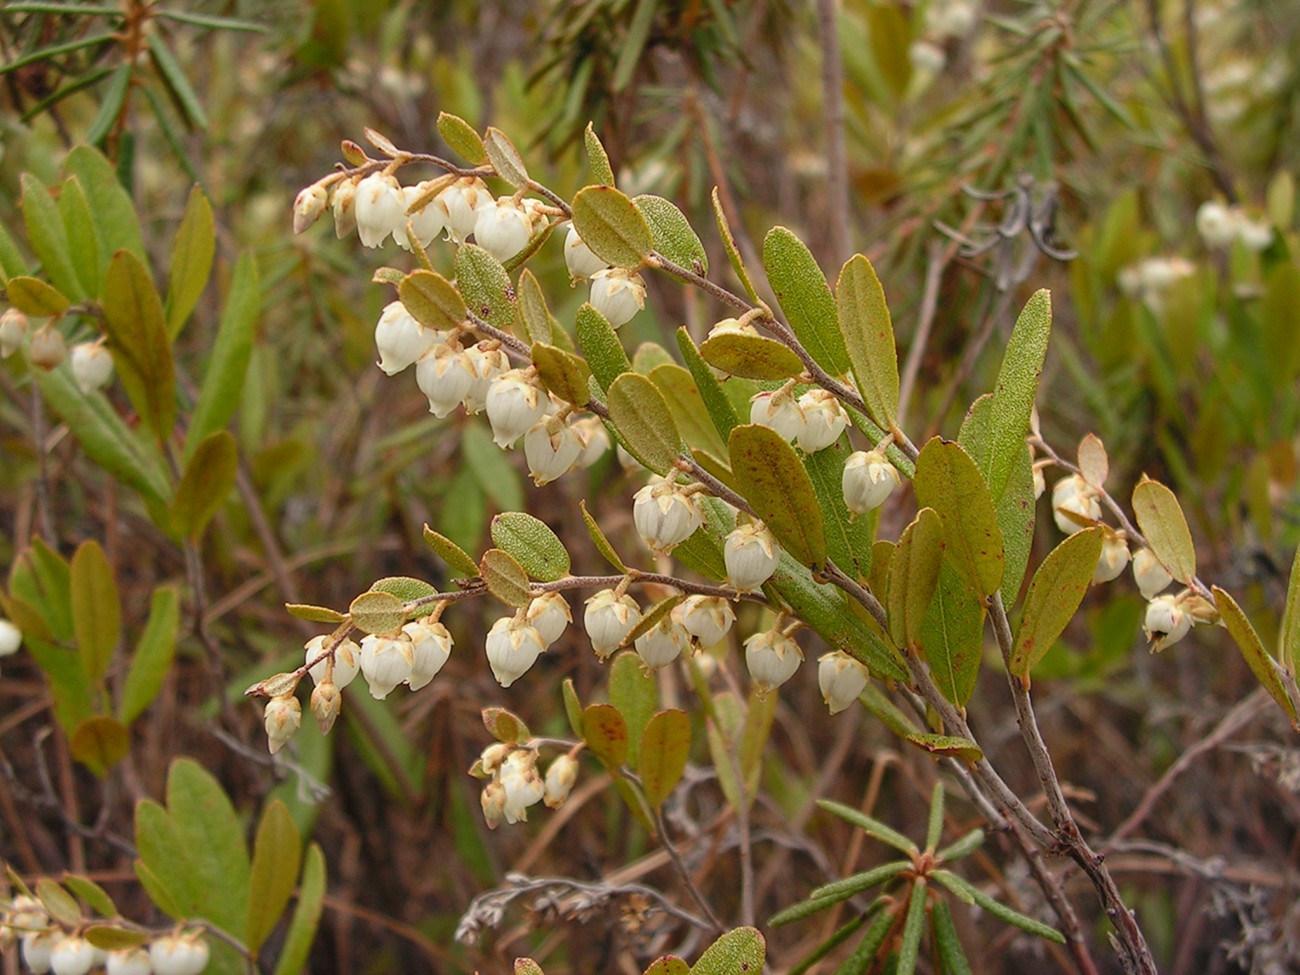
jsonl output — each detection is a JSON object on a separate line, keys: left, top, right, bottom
{"left": 575, "top": 302, "right": 631, "bottom": 392}
{"left": 983, "top": 290, "right": 1051, "bottom": 499}
{"left": 676, "top": 327, "right": 740, "bottom": 446}
{"left": 118, "top": 586, "right": 178, "bottom": 725}
{"left": 491, "top": 512, "right": 570, "bottom": 582}
{"left": 70, "top": 716, "right": 129, "bottom": 777}
{"left": 762, "top": 227, "right": 849, "bottom": 376}
{"left": 582, "top": 703, "right": 629, "bottom": 769}
{"left": 919, "top": 562, "right": 986, "bottom": 707}
{"left": 399, "top": 269, "right": 465, "bottom": 331}
{"left": 482, "top": 706, "right": 530, "bottom": 743}
{"left": 836, "top": 254, "right": 899, "bottom": 430}
{"left": 532, "top": 342, "right": 592, "bottom": 406}
{"left": 62, "top": 874, "right": 117, "bottom": 918}
{"left": 1282, "top": 542, "right": 1300, "bottom": 677}
{"left": 166, "top": 186, "right": 215, "bottom": 337}
{"left": 572, "top": 185, "right": 652, "bottom": 269}
{"left": 185, "top": 252, "right": 258, "bottom": 461}
{"left": 348, "top": 590, "right": 406, "bottom": 634}
{"left": 1213, "top": 587, "right": 1299, "bottom": 730}
{"left": 483, "top": 126, "right": 529, "bottom": 187}
{"left": 913, "top": 438, "right": 1005, "bottom": 597}
{"left": 71, "top": 539, "right": 120, "bottom": 684}
{"left": 36, "top": 879, "right": 82, "bottom": 928}
{"left": 609, "top": 651, "right": 657, "bottom": 768}
{"left": 712, "top": 187, "right": 758, "bottom": 303}
{"left": 6, "top": 275, "right": 70, "bottom": 316}
{"left": 583, "top": 123, "right": 615, "bottom": 185}
{"left": 640, "top": 709, "right": 691, "bottom": 811}
{"left": 479, "top": 548, "right": 532, "bottom": 608}
{"left": 699, "top": 329, "right": 803, "bottom": 380}
{"left": 84, "top": 926, "right": 147, "bottom": 950}
{"left": 580, "top": 499, "right": 628, "bottom": 573}
{"left": 246, "top": 800, "right": 301, "bottom": 953}
{"left": 437, "top": 111, "right": 487, "bottom": 164}
{"left": 1009, "top": 527, "right": 1105, "bottom": 681}
{"left": 285, "top": 603, "right": 345, "bottom": 624}
{"left": 608, "top": 371, "right": 682, "bottom": 473}
{"left": 271, "top": 843, "right": 325, "bottom": 975}
{"left": 1132, "top": 477, "right": 1197, "bottom": 584}
{"left": 170, "top": 430, "right": 237, "bottom": 540}
{"left": 729, "top": 424, "right": 826, "bottom": 570}
{"left": 422, "top": 524, "right": 480, "bottom": 576}
{"left": 518, "top": 269, "right": 557, "bottom": 346}
{"left": 455, "top": 243, "right": 519, "bottom": 333}
{"left": 369, "top": 576, "right": 438, "bottom": 603}
{"left": 59, "top": 177, "right": 101, "bottom": 298}
{"left": 22, "top": 173, "right": 84, "bottom": 301}
{"left": 635, "top": 195, "right": 708, "bottom": 275}
{"left": 101, "top": 250, "right": 175, "bottom": 444}
{"left": 887, "top": 508, "right": 943, "bottom": 653}
{"left": 690, "top": 927, "right": 765, "bottom": 975}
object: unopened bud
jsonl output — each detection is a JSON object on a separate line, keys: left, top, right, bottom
{"left": 27, "top": 324, "right": 67, "bottom": 371}
{"left": 264, "top": 695, "right": 302, "bottom": 754}
{"left": 293, "top": 183, "right": 329, "bottom": 234}
{"left": 543, "top": 754, "right": 579, "bottom": 808}
{"left": 0, "top": 308, "right": 29, "bottom": 358}
{"left": 69, "top": 342, "right": 114, "bottom": 394}
{"left": 310, "top": 680, "right": 342, "bottom": 734}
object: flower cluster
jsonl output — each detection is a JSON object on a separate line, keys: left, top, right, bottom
{"left": 748, "top": 385, "right": 850, "bottom": 454}
{"left": 473, "top": 744, "right": 578, "bottom": 828}
{"left": 1195, "top": 201, "right": 1274, "bottom": 252}
{"left": 2, "top": 309, "right": 116, "bottom": 397}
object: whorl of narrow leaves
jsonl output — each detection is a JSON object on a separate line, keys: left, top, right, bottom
{"left": 607, "top": 372, "right": 683, "bottom": 473}
{"left": 836, "top": 254, "right": 900, "bottom": 430}
{"left": 729, "top": 424, "right": 827, "bottom": 570}
{"left": 1132, "top": 477, "right": 1197, "bottom": 584}
{"left": 399, "top": 269, "right": 466, "bottom": 331}
{"left": 1009, "top": 527, "right": 1105, "bottom": 681}
{"left": 491, "top": 512, "right": 571, "bottom": 581}
{"left": 572, "top": 185, "right": 653, "bottom": 269}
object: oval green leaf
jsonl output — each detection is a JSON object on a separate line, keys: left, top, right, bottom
{"left": 170, "top": 430, "right": 237, "bottom": 540}
{"left": 581, "top": 703, "right": 629, "bottom": 770}
{"left": 1132, "top": 476, "right": 1197, "bottom": 584}
{"left": 676, "top": 327, "right": 740, "bottom": 445}
{"left": 118, "top": 586, "right": 178, "bottom": 726}
{"left": 246, "top": 800, "right": 302, "bottom": 953}
{"left": 479, "top": 548, "right": 532, "bottom": 607}
{"left": 575, "top": 302, "right": 631, "bottom": 392}
{"left": 635, "top": 195, "right": 707, "bottom": 276}
{"left": 482, "top": 706, "right": 531, "bottom": 744}
{"left": 437, "top": 112, "right": 487, "bottom": 164}
{"left": 1282, "top": 543, "right": 1300, "bottom": 678}
{"left": 580, "top": 499, "right": 628, "bottom": 573}
{"left": 455, "top": 243, "right": 519, "bottom": 333}
{"left": 422, "top": 524, "right": 480, "bottom": 577}
{"left": 399, "top": 269, "right": 466, "bottom": 332}
{"left": 609, "top": 651, "right": 657, "bottom": 768}
{"left": 71, "top": 539, "right": 120, "bottom": 685}
{"left": 836, "top": 254, "right": 899, "bottom": 430}
{"left": 913, "top": 438, "right": 1005, "bottom": 596}
{"left": 84, "top": 925, "right": 148, "bottom": 950}
{"left": 185, "top": 251, "right": 258, "bottom": 461}
{"left": 101, "top": 249, "right": 175, "bottom": 444}
{"left": 491, "top": 512, "right": 571, "bottom": 581}
{"left": 728, "top": 424, "right": 826, "bottom": 570}
{"left": 583, "top": 123, "right": 615, "bottom": 186}
{"left": 483, "top": 126, "right": 530, "bottom": 188}
{"left": 532, "top": 342, "right": 592, "bottom": 406}
{"left": 36, "top": 879, "right": 82, "bottom": 928}
{"left": 517, "top": 268, "right": 556, "bottom": 346}
{"left": 21, "top": 173, "right": 83, "bottom": 301}
{"left": 1009, "top": 527, "right": 1104, "bottom": 681}
{"left": 1213, "top": 587, "right": 1299, "bottom": 730}
{"left": 369, "top": 576, "right": 438, "bottom": 604}
{"left": 608, "top": 372, "right": 682, "bottom": 473}
{"left": 348, "top": 590, "right": 406, "bottom": 634}
{"left": 699, "top": 329, "right": 803, "bottom": 380}
{"left": 982, "top": 289, "right": 1051, "bottom": 499}
{"left": 166, "top": 185, "right": 215, "bottom": 338}
{"left": 887, "top": 508, "right": 944, "bottom": 653}
{"left": 690, "top": 926, "right": 765, "bottom": 975}
{"left": 70, "top": 715, "right": 129, "bottom": 777}
{"left": 572, "top": 185, "right": 652, "bottom": 269}
{"left": 712, "top": 187, "right": 758, "bottom": 303}
{"left": 285, "top": 603, "right": 345, "bottom": 624}
{"left": 271, "top": 843, "right": 325, "bottom": 975}
{"left": 639, "top": 708, "right": 691, "bottom": 811}
{"left": 762, "top": 227, "right": 849, "bottom": 376}
{"left": 6, "top": 275, "right": 70, "bottom": 317}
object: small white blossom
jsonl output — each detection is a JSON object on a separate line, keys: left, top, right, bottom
{"left": 674, "top": 595, "right": 735, "bottom": 648}
{"left": 1132, "top": 548, "right": 1173, "bottom": 600}
{"left": 524, "top": 592, "right": 571, "bottom": 647}
{"left": 584, "top": 589, "right": 642, "bottom": 659}
{"left": 543, "top": 754, "right": 579, "bottom": 809}
{"left": 588, "top": 268, "right": 646, "bottom": 328}
{"left": 744, "top": 629, "right": 803, "bottom": 693}
{"left": 909, "top": 40, "right": 946, "bottom": 75}
{"left": 51, "top": 936, "right": 96, "bottom": 975}
{"left": 1051, "top": 474, "right": 1101, "bottom": 534}
{"left": 375, "top": 301, "right": 439, "bottom": 376}
{"left": 331, "top": 179, "right": 357, "bottom": 239}
{"left": 524, "top": 415, "right": 583, "bottom": 484}
{"left": 818, "top": 651, "right": 869, "bottom": 714}
{"left": 634, "top": 615, "right": 691, "bottom": 670}
{"left": 436, "top": 177, "right": 493, "bottom": 242}
{"left": 1144, "top": 594, "right": 1192, "bottom": 652}
{"left": 1196, "top": 201, "right": 1238, "bottom": 249}
{"left": 485, "top": 369, "right": 548, "bottom": 448}
{"left": 415, "top": 344, "right": 475, "bottom": 418}
{"left": 1092, "top": 533, "right": 1131, "bottom": 584}
{"left": 1237, "top": 216, "right": 1274, "bottom": 252}
{"left": 796, "top": 389, "right": 849, "bottom": 452}
{"left": 394, "top": 182, "right": 447, "bottom": 252}
{"left": 499, "top": 750, "right": 546, "bottom": 823}
{"left": 473, "top": 198, "right": 534, "bottom": 261}
{"left": 69, "top": 342, "right": 114, "bottom": 394}
{"left": 724, "top": 522, "right": 780, "bottom": 593}
{"left": 359, "top": 633, "right": 414, "bottom": 700}
{"left": 402, "top": 619, "right": 453, "bottom": 690}
{"left": 480, "top": 780, "right": 506, "bottom": 829}
{"left": 354, "top": 172, "right": 405, "bottom": 248}
{"left": 292, "top": 184, "right": 328, "bottom": 235}
{"left": 148, "top": 934, "right": 208, "bottom": 975}
{"left": 572, "top": 416, "right": 611, "bottom": 468}
{"left": 749, "top": 390, "right": 805, "bottom": 443}
{"left": 632, "top": 478, "right": 703, "bottom": 553}
{"left": 27, "top": 324, "right": 66, "bottom": 371}
{"left": 304, "top": 635, "right": 361, "bottom": 689}
{"left": 1, "top": 308, "right": 29, "bottom": 358}
{"left": 23, "top": 932, "right": 58, "bottom": 974}
{"left": 479, "top": 742, "right": 511, "bottom": 776}
{"left": 486, "top": 616, "right": 547, "bottom": 688}
{"left": 105, "top": 948, "right": 152, "bottom": 975}
{"left": 842, "top": 449, "right": 900, "bottom": 515}
{"left": 462, "top": 343, "right": 510, "bottom": 414}
{"left": 0, "top": 618, "right": 22, "bottom": 658}
{"left": 564, "top": 225, "right": 608, "bottom": 280}
{"left": 263, "top": 696, "right": 301, "bottom": 755}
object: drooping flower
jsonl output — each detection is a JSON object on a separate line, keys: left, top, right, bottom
{"left": 263, "top": 696, "right": 302, "bottom": 755}
{"left": 842, "top": 449, "right": 900, "bottom": 515}
{"left": 485, "top": 369, "right": 548, "bottom": 448}
{"left": 1092, "top": 533, "right": 1131, "bottom": 584}
{"left": 1051, "top": 474, "right": 1101, "bottom": 535}
{"left": 1144, "top": 594, "right": 1192, "bottom": 652}
{"left": 354, "top": 172, "right": 405, "bottom": 248}
{"left": 498, "top": 749, "right": 546, "bottom": 823}
{"left": 69, "top": 342, "right": 114, "bottom": 394}
{"left": 818, "top": 651, "right": 869, "bottom": 714}
{"left": 744, "top": 629, "right": 803, "bottom": 693}
{"left": 462, "top": 343, "right": 510, "bottom": 414}
{"left": 292, "top": 183, "right": 329, "bottom": 235}
{"left": 1132, "top": 548, "right": 1173, "bottom": 600}
{"left": 375, "top": 301, "right": 439, "bottom": 376}
{"left": 724, "top": 522, "right": 780, "bottom": 593}
{"left": 633, "top": 615, "right": 691, "bottom": 670}
{"left": 0, "top": 308, "right": 29, "bottom": 358}
{"left": 436, "top": 177, "right": 493, "bottom": 242}
{"left": 543, "top": 754, "right": 579, "bottom": 809}
{"left": 564, "top": 225, "right": 608, "bottom": 280}
{"left": 588, "top": 268, "right": 646, "bottom": 328}
{"left": 523, "top": 415, "right": 583, "bottom": 485}
{"left": 304, "top": 635, "right": 361, "bottom": 689}
{"left": 584, "top": 589, "right": 642, "bottom": 659}
{"left": 485, "top": 616, "right": 547, "bottom": 688}
{"left": 473, "top": 197, "right": 534, "bottom": 262}
{"left": 749, "top": 390, "right": 805, "bottom": 443}
{"left": 796, "top": 389, "right": 848, "bottom": 452}
{"left": 416, "top": 344, "right": 475, "bottom": 418}
{"left": 632, "top": 478, "right": 703, "bottom": 553}
{"left": 394, "top": 181, "right": 447, "bottom": 251}
{"left": 402, "top": 618, "right": 453, "bottom": 690}
{"left": 525, "top": 592, "right": 572, "bottom": 647}
{"left": 674, "top": 595, "right": 735, "bottom": 648}
{"left": 359, "top": 633, "right": 414, "bottom": 699}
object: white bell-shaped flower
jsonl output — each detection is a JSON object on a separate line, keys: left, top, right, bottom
{"left": 304, "top": 635, "right": 361, "bottom": 689}
{"left": 524, "top": 414, "right": 583, "bottom": 485}
{"left": 564, "top": 225, "right": 609, "bottom": 280}
{"left": 818, "top": 651, "right": 869, "bottom": 714}
{"left": 485, "top": 369, "right": 548, "bottom": 448}
{"left": 293, "top": 183, "right": 328, "bottom": 235}
{"left": 402, "top": 619, "right": 453, "bottom": 690}
{"left": 634, "top": 615, "right": 691, "bottom": 670}
{"left": 0, "top": 618, "right": 22, "bottom": 658}
{"left": 462, "top": 343, "right": 511, "bottom": 414}
{"left": 1092, "top": 533, "right": 1131, "bottom": 584}
{"left": 749, "top": 389, "right": 805, "bottom": 443}
{"left": 50, "top": 936, "right": 96, "bottom": 975}
{"left": 584, "top": 589, "right": 642, "bottom": 659}
{"left": 354, "top": 172, "right": 405, "bottom": 248}
{"left": 27, "top": 324, "right": 67, "bottom": 371}
{"left": 1144, "top": 594, "right": 1192, "bottom": 652}
{"left": 744, "top": 629, "right": 803, "bottom": 693}
{"left": 498, "top": 750, "right": 546, "bottom": 823}
{"left": 796, "top": 389, "right": 848, "bottom": 452}
{"left": 633, "top": 478, "right": 703, "bottom": 553}
{"left": 572, "top": 415, "right": 611, "bottom": 468}
{"left": 105, "top": 948, "right": 152, "bottom": 975}
{"left": 331, "top": 179, "right": 357, "bottom": 239}
{"left": 23, "top": 932, "right": 58, "bottom": 974}
{"left": 1237, "top": 217, "right": 1274, "bottom": 252}
{"left": 263, "top": 696, "right": 301, "bottom": 755}
{"left": 525, "top": 592, "right": 571, "bottom": 647}
{"left": 1132, "top": 547, "right": 1173, "bottom": 599}
{"left": 588, "top": 268, "right": 646, "bottom": 328}
{"left": 148, "top": 933, "right": 209, "bottom": 975}
{"left": 1196, "top": 201, "right": 1238, "bottom": 249}
{"left": 485, "top": 616, "right": 547, "bottom": 688}
{"left": 674, "top": 595, "right": 735, "bottom": 648}
{"left": 1, "top": 308, "right": 29, "bottom": 358}
{"left": 473, "top": 198, "right": 533, "bottom": 262}
{"left": 842, "top": 449, "right": 901, "bottom": 515}
{"left": 69, "top": 342, "right": 114, "bottom": 394}
{"left": 1051, "top": 474, "right": 1101, "bottom": 534}
{"left": 480, "top": 780, "right": 506, "bottom": 829}
{"left": 394, "top": 182, "right": 447, "bottom": 251}
{"left": 725, "top": 522, "right": 780, "bottom": 593}
{"left": 436, "top": 177, "right": 493, "bottom": 242}
{"left": 375, "top": 301, "right": 438, "bottom": 376}
{"left": 543, "top": 754, "right": 579, "bottom": 808}
{"left": 415, "top": 344, "right": 475, "bottom": 418}
{"left": 359, "top": 633, "right": 414, "bottom": 699}
{"left": 7, "top": 894, "right": 47, "bottom": 931}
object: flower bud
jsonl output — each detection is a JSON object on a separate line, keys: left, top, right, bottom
{"left": 293, "top": 183, "right": 329, "bottom": 234}
{"left": 499, "top": 750, "right": 546, "bottom": 823}
{"left": 818, "top": 651, "right": 869, "bottom": 714}
{"left": 796, "top": 389, "right": 848, "bottom": 453}
{"left": 634, "top": 615, "right": 691, "bottom": 670}
{"left": 479, "top": 742, "right": 511, "bottom": 776}
{"left": 0, "top": 618, "right": 22, "bottom": 658}
{"left": 264, "top": 695, "right": 302, "bottom": 754}
{"left": 480, "top": 780, "right": 506, "bottom": 829}
{"left": 0, "top": 308, "right": 29, "bottom": 358}
{"left": 749, "top": 389, "right": 804, "bottom": 443}
{"left": 105, "top": 948, "right": 152, "bottom": 975}
{"left": 375, "top": 301, "right": 439, "bottom": 376}
{"left": 1144, "top": 594, "right": 1192, "bottom": 652}
{"left": 415, "top": 344, "right": 475, "bottom": 418}
{"left": 564, "top": 225, "right": 608, "bottom": 280}
{"left": 402, "top": 618, "right": 453, "bottom": 690}
{"left": 51, "top": 935, "right": 96, "bottom": 975}
{"left": 27, "top": 323, "right": 67, "bottom": 371}
{"left": 588, "top": 268, "right": 646, "bottom": 328}
{"left": 1051, "top": 474, "right": 1101, "bottom": 534}
{"left": 304, "top": 635, "right": 360, "bottom": 688}
{"left": 1132, "top": 548, "right": 1173, "bottom": 600}
{"left": 331, "top": 179, "right": 357, "bottom": 238}
{"left": 525, "top": 592, "right": 572, "bottom": 647}
{"left": 462, "top": 343, "right": 510, "bottom": 413}
{"left": 69, "top": 342, "right": 114, "bottom": 394}
{"left": 359, "top": 633, "right": 414, "bottom": 699}
{"left": 354, "top": 172, "right": 405, "bottom": 248}
{"left": 8, "top": 894, "right": 47, "bottom": 933}
{"left": 524, "top": 414, "right": 583, "bottom": 485}
{"left": 724, "top": 522, "right": 780, "bottom": 593}
{"left": 310, "top": 680, "right": 342, "bottom": 734}
{"left": 473, "top": 198, "right": 533, "bottom": 261}
{"left": 485, "top": 616, "right": 547, "bottom": 688}
{"left": 23, "top": 931, "right": 58, "bottom": 974}
{"left": 394, "top": 182, "right": 447, "bottom": 251}
{"left": 1092, "top": 533, "right": 1131, "bottom": 584}
{"left": 744, "top": 629, "right": 803, "bottom": 693}
{"left": 674, "top": 595, "right": 735, "bottom": 648}
{"left": 842, "top": 449, "right": 900, "bottom": 515}
{"left": 436, "top": 177, "right": 493, "bottom": 242}
{"left": 543, "top": 754, "right": 580, "bottom": 808}
{"left": 485, "top": 369, "right": 548, "bottom": 448}
{"left": 572, "top": 415, "right": 611, "bottom": 468}
{"left": 633, "top": 478, "right": 703, "bottom": 553}
{"left": 1032, "top": 465, "right": 1046, "bottom": 499}
{"left": 584, "top": 589, "right": 642, "bottom": 659}
{"left": 148, "top": 933, "right": 208, "bottom": 975}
